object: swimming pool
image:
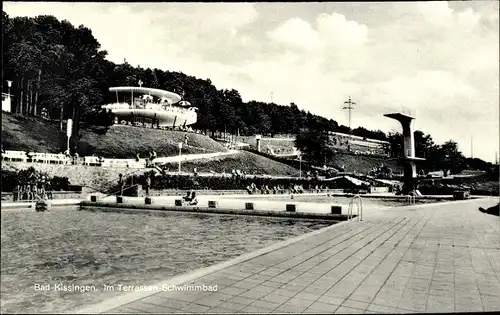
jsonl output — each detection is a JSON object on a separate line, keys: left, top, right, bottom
{"left": 1, "top": 209, "right": 333, "bottom": 313}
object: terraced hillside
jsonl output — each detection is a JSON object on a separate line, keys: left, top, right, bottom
{"left": 163, "top": 151, "right": 300, "bottom": 176}
{"left": 329, "top": 153, "right": 403, "bottom": 174}
{"left": 2, "top": 113, "right": 228, "bottom": 158}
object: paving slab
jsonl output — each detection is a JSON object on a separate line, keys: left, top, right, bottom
{"left": 75, "top": 197, "right": 500, "bottom": 314}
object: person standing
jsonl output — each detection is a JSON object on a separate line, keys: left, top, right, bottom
{"left": 28, "top": 172, "right": 36, "bottom": 199}
{"left": 13, "top": 184, "right": 19, "bottom": 201}
{"left": 40, "top": 175, "right": 48, "bottom": 199}
{"left": 36, "top": 176, "right": 44, "bottom": 196}
{"left": 45, "top": 179, "right": 53, "bottom": 200}
{"left": 118, "top": 174, "right": 124, "bottom": 196}
{"left": 145, "top": 175, "right": 151, "bottom": 197}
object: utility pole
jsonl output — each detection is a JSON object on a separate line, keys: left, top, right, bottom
{"left": 270, "top": 92, "right": 273, "bottom": 103}
{"left": 343, "top": 96, "right": 356, "bottom": 148}
{"left": 470, "top": 137, "right": 473, "bottom": 158}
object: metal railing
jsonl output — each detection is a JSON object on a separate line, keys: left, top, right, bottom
{"left": 103, "top": 184, "right": 140, "bottom": 199}
{"left": 83, "top": 166, "right": 152, "bottom": 199}
{"left": 348, "top": 194, "right": 363, "bottom": 221}
{"left": 406, "top": 191, "right": 416, "bottom": 205}
{"left": 384, "top": 105, "right": 416, "bottom": 118}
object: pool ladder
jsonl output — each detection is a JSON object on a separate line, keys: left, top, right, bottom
{"left": 405, "top": 191, "right": 416, "bottom": 205}
{"left": 348, "top": 195, "right": 363, "bottom": 221}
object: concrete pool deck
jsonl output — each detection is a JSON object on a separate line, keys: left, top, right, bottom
{"left": 76, "top": 196, "right": 500, "bottom": 314}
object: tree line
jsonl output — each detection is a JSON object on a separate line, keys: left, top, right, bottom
{"left": 2, "top": 12, "right": 496, "bottom": 175}
{"left": 2, "top": 12, "right": 388, "bottom": 139}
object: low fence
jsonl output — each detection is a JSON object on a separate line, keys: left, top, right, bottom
{"left": 2, "top": 191, "right": 85, "bottom": 202}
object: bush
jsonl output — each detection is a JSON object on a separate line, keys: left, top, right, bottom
{"left": 50, "top": 176, "right": 70, "bottom": 191}
{"left": 1, "top": 170, "right": 19, "bottom": 192}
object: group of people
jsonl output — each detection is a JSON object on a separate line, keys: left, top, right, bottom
{"left": 182, "top": 190, "right": 198, "bottom": 205}
{"left": 369, "top": 164, "right": 394, "bottom": 179}
{"left": 230, "top": 169, "right": 246, "bottom": 178}
{"left": 13, "top": 172, "right": 53, "bottom": 201}
{"left": 246, "top": 183, "right": 304, "bottom": 195}
{"left": 135, "top": 150, "right": 158, "bottom": 168}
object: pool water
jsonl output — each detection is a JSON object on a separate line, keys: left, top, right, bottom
{"left": 1, "top": 209, "right": 333, "bottom": 313}
{"left": 245, "top": 195, "right": 445, "bottom": 208}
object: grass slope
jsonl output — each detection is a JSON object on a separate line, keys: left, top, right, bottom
{"left": 329, "top": 153, "right": 403, "bottom": 174}
{"left": 77, "top": 125, "right": 228, "bottom": 158}
{"left": 163, "top": 151, "right": 300, "bottom": 176}
{"left": 2, "top": 113, "right": 67, "bottom": 153}
{"left": 2, "top": 113, "right": 228, "bottom": 158}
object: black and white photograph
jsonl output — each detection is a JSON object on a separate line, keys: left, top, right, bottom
{"left": 1, "top": 1, "right": 499, "bottom": 314}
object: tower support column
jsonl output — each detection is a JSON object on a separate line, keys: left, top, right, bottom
{"left": 384, "top": 112, "right": 425, "bottom": 194}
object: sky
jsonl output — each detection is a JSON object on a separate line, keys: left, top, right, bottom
{"left": 4, "top": 1, "right": 499, "bottom": 162}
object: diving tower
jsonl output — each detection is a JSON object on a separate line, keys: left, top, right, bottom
{"left": 384, "top": 107, "right": 425, "bottom": 194}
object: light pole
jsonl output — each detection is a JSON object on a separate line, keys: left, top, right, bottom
{"left": 66, "top": 119, "right": 73, "bottom": 154}
{"left": 5, "top": 80, "right": 12, "bottom": 113}
{"left": 298, "top": 153, "right": 302, "bottom": 178}
{"left": 178, "top": 142, "right": 183, "bottom": 173}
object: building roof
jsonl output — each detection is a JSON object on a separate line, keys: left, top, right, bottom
{"left": 327, "top": 131, "right": 390, "bottom": 145}
{"left": 109, "top": 87, "right": 181, "bottom": 103}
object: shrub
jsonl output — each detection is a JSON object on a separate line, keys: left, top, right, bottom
{"left": 50, "top": 176, "right": 70, "bottom": 191}
{"left": 1, "top": 170, "right": 19, "bottom": 192}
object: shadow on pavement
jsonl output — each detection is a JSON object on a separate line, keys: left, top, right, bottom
{"left": 479, "top": 203, "right": 499, "bottom": 216}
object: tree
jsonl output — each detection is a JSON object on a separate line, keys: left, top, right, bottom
{"left": 295, "top": 129, "right": 330, "bottom": 162}
{"left": 387, "top": 131, "right": 403, "bottom": 158}
{"left": 414, "top": 130, "right": 439, "bottom": 173}
{"left": 217, "top": 102, "right": 237, "bottom": 132}
{"left": 44, "top": 44, "right": 76, "bottom": 130}
{"left": 256, "top": 112, "right": 272, "bottom": 135}
{"left": 439, "top": 140, "right": 466, "bottom": 175}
